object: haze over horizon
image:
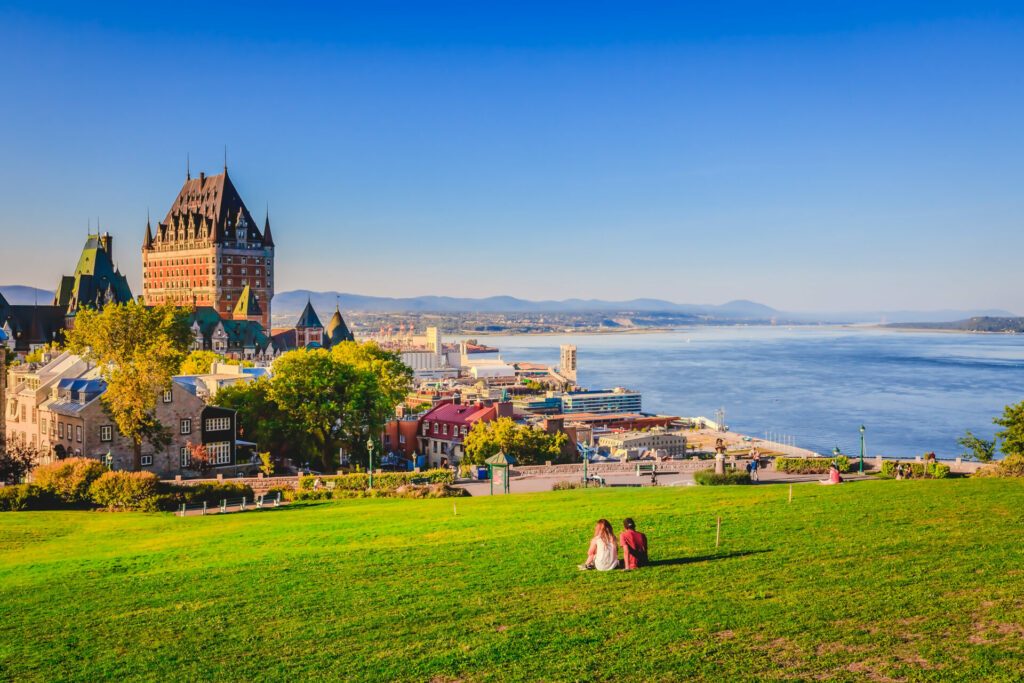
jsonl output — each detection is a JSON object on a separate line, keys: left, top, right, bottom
{"left": 2, "top": 2, "right": 1022, "bottom": 313}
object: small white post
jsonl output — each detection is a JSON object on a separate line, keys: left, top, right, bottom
{"left": 716, "top": 516, "right": 722, "bottom": 549}
{"left": 788, "top": 484, "right": 793, "bottom": 504}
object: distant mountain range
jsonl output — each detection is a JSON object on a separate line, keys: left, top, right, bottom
{"left": 271, "top": 290, "right": 779, "bottom": 318}
{"left": 1, "top": 284, "right": 1015, "bottom": 325}
{"left": 884, "top": 316, "right": 1024, "bottom": 333}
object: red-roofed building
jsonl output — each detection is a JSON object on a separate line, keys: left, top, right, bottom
{"left": 417, "top": 399, "right": 512, "bottom": 468}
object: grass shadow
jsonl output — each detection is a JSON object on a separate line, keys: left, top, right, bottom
{"left": 647, "top": 549, "right": 771, "bottom": 567}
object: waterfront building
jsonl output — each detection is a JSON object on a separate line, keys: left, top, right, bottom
{"left": 561, "top": 387, "right": 641, "bottom": 414}
{"left": 559, "top": 344, "right": 577, "bottom": 383}
{"left": 598, "top": 429, "right": 688, "bottom": 457}
{"left": 142, "top": 166, "right": 275, "bottom": 330}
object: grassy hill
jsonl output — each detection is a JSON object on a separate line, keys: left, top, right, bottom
{"left": 1, "top": 480, "right": 1022, "bottom": 681}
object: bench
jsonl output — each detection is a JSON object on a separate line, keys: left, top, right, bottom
{"left": 255, "top": 492, "right": 282, "bottom": 509}
{"left": 635, "top": 463, "right": 658, "bottom": 477}
{"left": 582, "top": 474, "right": 606, "bottom": 487}
{"left": 410, "top": 477, "right": 430, "bottom": 486}
{"left": 609, "top": 483, "right": 643, "bottom": 488}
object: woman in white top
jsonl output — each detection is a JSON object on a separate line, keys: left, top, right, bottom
{"left": 579, "top": 519, "right": 619, "bottom": 571}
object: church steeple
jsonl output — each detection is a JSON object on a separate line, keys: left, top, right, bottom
{"left": 263, "top": 208, "right": 275, "bottom": 247}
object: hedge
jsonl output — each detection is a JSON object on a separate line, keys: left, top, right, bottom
{"left": 774, "top": 456, "right": 850, "bottom": 475}
{"left": 89, "top": 471, "right": 161, "bottom": 511}
{"left": 880, "top": 461, "right": 950, "bottom": 479}
{"left": 298, "top": 469, "right": 453, "bottom": 491}
{"left": 694, "top": 470, "right": 752, "bottom": 486}
{"left": 0, "top": 485, "right": 58, "bottom": 511}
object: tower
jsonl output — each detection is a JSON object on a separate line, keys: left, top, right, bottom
{"left": 559, "top": 344, "right": 577, "bottom": 383}
{"left": 141, "top": 166, "right": 275, "bottom": 330}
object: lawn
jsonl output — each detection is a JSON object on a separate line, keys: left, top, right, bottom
{"left": 1, "top": 479, "right": 1023, "bottom": 681}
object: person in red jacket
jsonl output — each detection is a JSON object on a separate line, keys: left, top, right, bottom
{"left": 619, "top": 517, "right": 648, "bottom": 570}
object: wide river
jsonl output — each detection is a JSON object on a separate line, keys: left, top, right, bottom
{"left": 472, "top": 327, "right": 1024, "bottom": 458}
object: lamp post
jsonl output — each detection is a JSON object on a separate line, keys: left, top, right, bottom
{"left": 859, "top": 425, "right": 866, "bottom": 474}
{"left": 366, "top": 438, "right": 375, "bottom": 489}
{"left": 583, "top": 440, "right": 590, "bottom": 488}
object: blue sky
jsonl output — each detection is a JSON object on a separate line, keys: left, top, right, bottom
{"left": 1, "top": 2, "right": 1022, "bottom": 313}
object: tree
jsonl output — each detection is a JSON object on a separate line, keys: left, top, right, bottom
{"left": 0, "top": 434, "right": 39, "bottom": 484}
{"left": 180, "top": 350, "right": 224, "bottom": 375}
{"left": 67, "top": 301, "right": 192, "bottom": 470}
{"left": 330, "top": 342, "right": 413, "bottom": 465}
{"left": 185, "top": 442, "right": 213, "bottom": 476}
{"left": 269, "top": 349, "right": 357, "bottom": 470}
{"left": 994, "top": 400, "right": 1024, "bottom": 457}
{"left": 462, "top": 417, "right": 568, "bottom": 466}
{"left": 213, "top": 378, "right": 305, "bottom": 464}
{"left": 957, "top": 430, "right": 996, "bottom": 463}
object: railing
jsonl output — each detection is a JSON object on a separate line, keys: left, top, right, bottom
{"left": 176, "top": 491, "right": 282, "bottom": 517}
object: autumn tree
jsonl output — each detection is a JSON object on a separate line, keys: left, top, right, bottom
{"left": 180, "top": 350, "right": 224, "bottom": 375}
{"left": 67, "top": 301, "right": 192, "bottom": 470}
{"left": 462, "top": 417, "right": 568, "bottom": 466}
{"left": 185, "top": 442, "right": 213, "bottom": 476}
{"left": 0, "top": 433, "right": 39, "bottom": 484}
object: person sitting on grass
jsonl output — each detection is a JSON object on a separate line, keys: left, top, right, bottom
{"left": 819, "top": 462, "right": 843, "bottom": 485}
{"left": 578, "top": 519, "right": 619, "bottom": 571}
{"left": 619, "top": 518, "right": 648, "bottom": 570}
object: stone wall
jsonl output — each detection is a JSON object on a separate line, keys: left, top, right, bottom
{"left": 510, "top": 460, "right": 715, "bottom": 477}
{"left": 165, "top": 474, "right": 300, "bottom": 495}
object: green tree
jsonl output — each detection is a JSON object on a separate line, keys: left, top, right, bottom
{"left": 957, "top": 430, "right": 996, "bottom": 463}
{"left": 212, "top": 378, "right": 306, "bottom": 465}
{"left": 994, "top": 400, "right": 1024, "bottom": 457}
{"left": 180, "top": 350, "right": 224, "bottom": 375}
{"left": 269, "top": 349, "right": 357, "bottom": 470}
{"left": 0, "top": 433, "right": 39, "bottom": 484}
{"left": 67, "top": 301, "right": 192, "bottom": 470}
{"left": 330, "top": 342, "right": 413, "bottom": 464}
{"left": 462, "top": 417, "right": 568, "bottom": 466}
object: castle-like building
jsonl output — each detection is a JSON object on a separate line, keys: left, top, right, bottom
{"left": 142, "top": 166, "right": 275, "bottom": 330}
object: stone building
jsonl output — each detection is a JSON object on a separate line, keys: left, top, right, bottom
{"left": 598, "top": 429, "right": 688, "bottom": 458}
{"left": 5, "top": 351, "right": 243, "bottom": 476}
{"left": 271, "top": 302, "right": 355, "bottom": 353}
{"left": 142, "top": 166, "right": 275, "bottom": 330}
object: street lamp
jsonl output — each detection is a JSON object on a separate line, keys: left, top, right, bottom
{"left": 366, "top": 438, "right": 375, "bottom": 489}
{"left": 859, "top": 425, "right": 866, "bottom": 474}
{"left": 832, "top": 446, "right": 842, "bottom": 458}
{"left": 583, "top": 440, "right": 590, "bottom": 488}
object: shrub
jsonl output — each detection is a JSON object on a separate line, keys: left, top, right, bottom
{"left": 88, "top": 471, "right": 160, "bottom": 511}
{"left": 0, "top": 484, "right": 57, "bottom": 511}
{"left": 975, "top": 453, "right": 1024, "bottom": 478}
{"left": 552, "top": 480, "right": 581, "bottom": 491}
{"left": 298, "top": 468, "right": 453, "bottom": 492}
{"left": 694, "top": 469, "right": 752, "bottom": 486}
{"left": 880, "top": 461, "right": 950, "bottom": 479}
{"left": 774, "top": 456, "right": 849, "bottom": 475}
{"left": 31, "top": 458, "right": 108, "bottom": 503}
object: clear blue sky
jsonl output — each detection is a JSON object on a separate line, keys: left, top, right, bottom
{"left": 1, "top": 2, "right": 1022, "bottom": 313}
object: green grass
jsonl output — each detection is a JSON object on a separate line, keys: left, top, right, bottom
{"left": 2, "top": 479, "right": 1023, "bottom": 681}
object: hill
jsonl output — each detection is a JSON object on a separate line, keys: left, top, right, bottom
{"left": 884, "top": 316, "right": 1024, "bottom": 333}
{"left": 1, "top": 480, "right": 1022, "bottom": 681}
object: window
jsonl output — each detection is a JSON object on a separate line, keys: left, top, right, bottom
{"left": 208, "top": 442, "right": 231, "bottom": 465}
{"left": 180, "top": 418, "right": 191, "bottom": 435}
{"left": 205, "top": 417, "right": 231, "bottom": 432}
{"left": 75, "top": 425, "right": 82, "bottom": 442}
{"left": 442, "top": 424, "right": 448, "bottom": 436}
{"left": 100, "top": 425, "right": 113, "bottom": 442}
{"left": 180, "top": 447, "right": 190, "bottom": 468}
{"left": 422, "top": 422, "right": 430, "bottom": 435}
{"left": 461, "top": 426, "right": 468, "bottom": 436}
{"left": 433, "top": 423, "right": 439, "bottom": 434}
{"left": 58, "top": 422, "right": 65, "bottom": 438}
{"left": 141, "top": 454, "right": 153, "bottom": 467}
{"left": 162, "top": 389, "right": 173, "bottom": 403}
{"left": 399, "top": 434, "right": 406, "bottom": 445}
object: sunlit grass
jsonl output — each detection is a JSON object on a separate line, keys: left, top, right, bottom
{"left": 1, "top": 479, "right": 1022, "bottom": 681}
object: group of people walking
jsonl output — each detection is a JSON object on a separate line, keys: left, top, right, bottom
{"left": 578, "top": 518, "right": 649, "bottom": 571}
